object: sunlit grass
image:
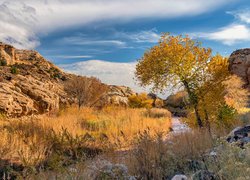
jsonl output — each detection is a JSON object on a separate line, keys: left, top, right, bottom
{"left": 0, "top": 107, "right": 171, "bottom": 167}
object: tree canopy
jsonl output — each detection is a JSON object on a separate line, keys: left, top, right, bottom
{"left": 135, "top": 34, "right": 243, "bottom": 129}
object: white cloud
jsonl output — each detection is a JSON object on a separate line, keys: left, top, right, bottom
{"left": 117, "top": 29, "right": 161, "bottom": 43}
{"left": 61, "top": 36, "right": 126, "bottom": 47}
{"left": 59, "top": 60, "right": 149, "bottom": 93}
{"left": 195, "top": 24, "right": 250, "bottom": 45}
{"left": 52, "top": 55, "right": 93, "bottom": 59}
{"left": 0, "top": 0, "right": 233, "bottom": 49}
{"left": 229, "top": 9, "right": 250, "bottom": 24}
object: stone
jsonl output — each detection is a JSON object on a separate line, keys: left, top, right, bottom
{"left": 171, "top": 174, "right": 188, "bottom": 180}
{"left": 96, "top": 85, "right": 136, "bottom": 107}
{"left": 228, "top": 48, "right": 250, "bottom": 86}
{"left": 164, "top": 91, "right": 189, "bottom": 117}
{"left": 227, "top": 125, "right": 250, "bottom": 146}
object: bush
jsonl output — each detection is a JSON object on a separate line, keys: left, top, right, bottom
{"left": 239, "top": 108, "right": 250, "bottom": 125}
{"left": 128, "top": 129, "right": 213, "bottom": 179}
{"left": 145, "top": 108, "right": 171, "bottom": 118}
{"left": 217, "top": 104, "right": 238, "bottom": 129}
{"left": 0, "top": 59, "right": 7, "bottom": 66}
{"left": 128, "top": 93, "right": 153, "bottom": 108}
{"left": 10, "top": 66, "right": 18, "bottom": 74}
{"left": 205, "top": 141, "right": 250, "bottom": 180}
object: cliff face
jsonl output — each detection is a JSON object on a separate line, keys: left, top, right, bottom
{"left": 229, "top": 48, "right": 250, "bottom": 87}
{"left": 0, "top": 42, "right": 135, "bottom": 117}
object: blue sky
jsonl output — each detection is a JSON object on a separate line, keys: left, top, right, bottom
{"left": 0, "top": 0, "right": 250, "bottom": 93}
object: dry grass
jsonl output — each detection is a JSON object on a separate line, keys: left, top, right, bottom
{"left": 0, "top": 107, "right": 171, "bottom": 173}
{"left": 127, "top": 129, "right": 214, "bottom": 179}
{"left": 40, "top": 107, "right": 172, "bottom": 147}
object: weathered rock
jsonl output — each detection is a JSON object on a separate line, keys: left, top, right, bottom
{"left": 229, "top": 48, "right": 250, "bottom": 86}
{"left": 0, "top": 42, "right": 138, "bottom": 117}
{"left": 171, "top": 174, "right": 188, "bottom": 180}
{"left": 164, "top": 91, "right": 189, "bottom": 117}
{"left": 97, "top": 85, "right": 135, "bottom": 107}
{"left": 227, "top": 125, "right": 250, "bottom": 146}
{"left": 0, "top": 42, "right": 16, "bottom": 65}
{"left": 0, "top": 81, "right": 36, "bottom": 116}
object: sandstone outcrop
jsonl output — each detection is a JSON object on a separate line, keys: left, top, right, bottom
{"left": 164, "top": 91, "right": 189, "bottom": 117}
{"left": 97, "top": 85, "right": 135, "bottom": 107}
{"left": 228, "top": 48, "right": 250, "bottom": 86}
{"left": 0, "top": 42, "right": 137, "bottom": 117}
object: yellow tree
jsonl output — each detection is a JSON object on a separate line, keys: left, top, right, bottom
{"left": 195, "top": 54, "right": 230, "bottom": 131}
{"left": 135, "top": 34, "right": 222, "bottom": 128}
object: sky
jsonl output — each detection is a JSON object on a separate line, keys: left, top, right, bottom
{"left": 0, "top": 0, "right": 250, "bottom": 95}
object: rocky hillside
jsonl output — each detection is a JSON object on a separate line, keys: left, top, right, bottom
{"left": 0, "top": 43, "right": 135, "bottom": 117}
{"left": 229, "top": 48, "right": 250, "bottom": 87}
{"left": 229, "top": 48, "right": 250, "bottom": 106}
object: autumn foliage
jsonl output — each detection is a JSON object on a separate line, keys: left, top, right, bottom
{"left": 128, "top": 93, "right": 153, "bottom": 108}
{"left": 135, "top": 34, "right": 247, "bottom": 130}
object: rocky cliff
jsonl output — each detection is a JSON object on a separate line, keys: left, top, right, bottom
{"left": 0, "top": 43, "right": 135, "bottom": 117}
{"left": 229, "top": 48, "right": 250, "bottom": 87}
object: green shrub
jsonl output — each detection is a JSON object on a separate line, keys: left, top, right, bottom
{"left": 217, "top": 104, "right": 238, "bottom": 128}
{"left": 0, "top": 59, "right": 7, "bottom": 66}
{"left": 10, "top": 66, "right": 18, "bottom": 74}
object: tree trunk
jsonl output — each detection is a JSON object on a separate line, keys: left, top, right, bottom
{"left": 194, "top": 104, "right": 203, "bottom": 128}
{"left": 78, "top": 98, "right": 81, "bottom": 109}
{"left": 204, "top": 108, "right": 211, "bottom": 134}
{"left": 200, "top": 96, "right": 211, "bottom": 134}
{"left": 182, "top": 80, "right": 203, "bottom": 128}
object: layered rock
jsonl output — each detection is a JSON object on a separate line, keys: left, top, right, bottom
{"left": 0, "top": 42, "right": 137, "bottom": 117}
{"left": 0, "top": 42, "right": 16, "bottom": 65}
{"left": 0, "top": 81, "right": 36, "bottom": 116}
{"left": 228, "top": 48, "right": 250, "bottom": 86}
{"left": 97, "top": 85, "right": 135, "bottom": 107}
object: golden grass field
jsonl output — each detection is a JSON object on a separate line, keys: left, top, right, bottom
{"left": 0, "top": 107, "right": 172, "bottom": 167}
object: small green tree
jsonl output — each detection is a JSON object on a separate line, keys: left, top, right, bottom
{"left": 10, "top": 66, "right": 18, "bottom": 74}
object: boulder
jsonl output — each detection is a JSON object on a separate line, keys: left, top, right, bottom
{"left": 228, "top": 48, "right": 250, "bottom": 86}
{"left": 164, "top": 91, "right": 189, "bottom": 117}
{"left": 97, "top": 85, "right": 135, "bottom": 107}
{"left": 171, "top": 175, "right": 188, "bottom": 180}
{"left": 227, "top": 125, "right": 250, "bottom": 146}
